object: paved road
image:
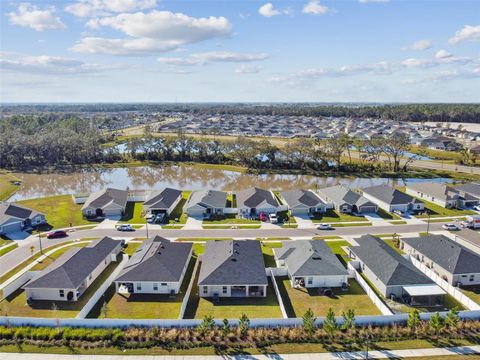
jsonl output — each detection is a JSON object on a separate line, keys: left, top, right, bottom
{"left": 0, "top": 222, "right": 443, "bottom": 279}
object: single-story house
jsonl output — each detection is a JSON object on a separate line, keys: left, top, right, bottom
{"left": 420, "top": 138, "right": 461, "bottom": 151}
{"left": 81, "top": 188, "right": 128, "bottom": 218}
{"left": 24, "top": 237, "right": 123, "bottom": 302}
{"left": 280, "top": 189, "right": 327, "bottom": 215}
{"left": 362, "top": 185, "right": 424, "bottom": 214}
{"left": 317, "top": 185, "right": 378, "bottom": 214}
{"left": 0, "top": 202, "right": 46, "bottom": 236}
{"left": 273, "top": 240, "right": 348, "bottom": 288}
{"left": 236, "top": 187, "right": 281, "bottom": 217}
{"left": 406, "top": 182, "right": 479, "bottom": 209}
{"left": 348, "top": 235, "right": 445, "bottom": 306}
{"left": 198, "top": 240, "right": 268, "bottom": 298}
{"left": 455, "top": 183, "right": 480, "bottom": 207}
{"left": 114, "top": 236, "right": 192, "bottom": 295}
{"left": 401, "top": 234, "right": 480, "bottom": 286}
{"left": 143, "top": 188, "right": 182, "bottom": 216}
{"left": 183, "top": 190, "right": 227, "bottom": 218}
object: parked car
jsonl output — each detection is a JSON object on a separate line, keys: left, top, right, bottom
{"left": 393, "top": 210, "right": 404, "bottom": 217}
{"left": 148, "top": 213, "right": 166, "bottom": 224}
{"left": 442, "top": 223, "right": 460, "bottom": 231}
{"left": 46, "top": 230, "right": 68, "bottom": 239}
{"left": 317, "top": 223, "right": 333, "bottom": 230}
{"left": 116, "top": 224, "right": 135, "bottom": 232}
{"left": 269, "top": 213, "right": 278, "bottom": 223}
{"left": 473, "top": 205, "right": 480, "bottom": 211}
{"left": 259, "top": 212, "right": 268, "bottom": 222}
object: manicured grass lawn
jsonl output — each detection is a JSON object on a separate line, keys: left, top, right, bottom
{"left": 1, "top": 255, "right": 122, "bottom": 318}
{"left": 123, "top": 242, "right": 142, "bottom": 256}
{"left": 203, "top": 214, "right": 260, "bottom": 224}
{"left": 277, "top": 278, "right": 381, "bottom": 318}
{"left": 202, "top": 225, "right": 261, "bottom": 229}
{"left": 311, "top": 210, "right": 368, "bottom": 223}
{"left": 0, "top": 237, "right": 14, "bottom": 247}
{"left": 17, "top": 195, "right": 91, "bottom": 229}
{"left": 261, "top": 242, "right": 281, "bottom": 268}
{"left": 413, "top": 198, "right": 475, "bottom": 218}
{"left": 325, "top": 240, "right": 351, "bottom": 265}
{"left": 0, "top": 243, "right": 18, "bottom": 257}
{"left": 168, "top": 191, "right": 190, "bottom": 224}
{"left": 389, "top": 220, "right": 407, "bottom": 225}
{"left": 312, "top": 236, "right": 344, "bottom": 240}
{"left": 119, "top": 202, "right": 145, "bottom": 224}
{"left": 31, "top": 242, "right": 90, "bottom": 271}
{"left": 460, "top": 285, "right": 480, "bottom": 304}
{"left": 0, "top": 172, "right": 21, "bottom": 201}
{"left": 332, "top": 222, "right": 372, "bottom": 227}
{"left": 383, "top": 238, "right": 405, "bottom": 254}
{"left": 87, "top": 257, "right": 196, "bottom": 319}
{"left": 377, "top": 208, "right": 401, "bottom": 220}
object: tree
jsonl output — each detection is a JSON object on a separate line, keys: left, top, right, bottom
{"left": 429, "top": 312, "right": 444, "bottom": 334}
{"left": 323, "top": 308, "right": 337, "bottom": 336}
{"left": 379, "top": 133, "right": 411, "bottom": 172}
{"left": 197, "top": 315, "right": 215, "bottom": 336}
{"left": 221, "top": 318, "right": 230, "bottom": 337}
{"left": 302, "top": 308, "right": 317, "bottom": 335}
{"left": 341, "top": 309, "right": 356, "bottom": 330}
{"left": 407, "top": 308, "right": 421, "bottom": 332}
{"left": 100, "top": 301, "right": 109, "bottom": 318}
{"left": 323, "top": 137, "right": 346, "bottom": 168}
{"left": 238, "top": 313, "right": 250, "bottom": 337}
{"left": 445, "top": 307, "right": 460, "bottom": 329}
{"left": 338, "top": 133, "right": 354, "bottom": 164}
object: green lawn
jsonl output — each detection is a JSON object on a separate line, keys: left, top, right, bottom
{"left": 203, "top": 214, "right": 260, "bottom": 224}
{"left": 119, "top": 202, "right": 145, "bottom": 224}
{"left": 412, "top": 198, "right": 475, "bottom": 218}
{"left": 0, "top": 237, "right": 14, "bottom": 247}
{"left": 31, "top": 242, "right": 90, "bottom": 271}
{"left": 382, "top": 238, "right": 406, "bottom": 254}
{"left": 261, "top": 242, "right": 282, "bottom": 268}
{"left": 277, "top": 278, "right": 381, "bottom": 318}
{"left": 331, "top": 222, "right": 372, "bottom": 227}
{"left": 0, "top": 172, "right": 21, "bottom": 201}
{"left": 202, "top": 225, "right": 261, "bottom": 229}
{"left": 168, "top": 191, "right": 190, "bottom": 224}
{"left": 87, "top": 257, "right": 196, "bottom": 319}
{"left": 311, "top": 210, "right": 368, "bottom": 223}
{"left": 389, "top": 220, "right": 408, "bottom": 225}
{"left": 0, "top": 243, "right": 18, "bottom": 257}
{"left": 17, "top": 195, "right": 92, "bottom": 229}
{"left": 325, "top": 240, "right": 351, "bottom": 265}
{"left": 123, "top": 242, "right": 142, "bottom": 256}
{"left": 377, "top": 208, "right": 401, "bottom": 220}
{"left": 1, "top": 255, "right": 122, "bottom": 318}
{"left": 460, "top": 285, "right": 480, "bottom": 305}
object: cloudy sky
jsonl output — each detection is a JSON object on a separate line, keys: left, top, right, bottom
{"left": 1, "top": 0, "right": 479, "bottom": 103}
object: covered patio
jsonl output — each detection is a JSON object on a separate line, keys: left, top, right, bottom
{"left": 402, "top": 285, "right": 446, "bottom": 307}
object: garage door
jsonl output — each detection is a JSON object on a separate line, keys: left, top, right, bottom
{"left": 359, "top": 206, "right": 377, "bottom": 213}
{"left": 1, "top": 222, "right": 22, "bottom": 235}
{"left": 187, "top": 209, "right": 205, "bottom": 217}
{"left": 291, "top": 208, "right": 309, "bottom": 215}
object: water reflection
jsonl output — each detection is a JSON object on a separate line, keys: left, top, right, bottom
{"left": 10, "top": 165, "right": 453, "bottom": 201}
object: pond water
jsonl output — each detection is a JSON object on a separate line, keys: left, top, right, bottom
{"left": 9, "top": 164, "right": 455, "bottom": 201}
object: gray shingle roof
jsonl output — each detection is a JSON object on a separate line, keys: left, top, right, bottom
{"left": 456, "top": 183, "right": 480, "bottom": 198}
{"left": 349, "top": 235, "right": 433, "bottom": 286}
{"left": 198, "top": 240, "right": 267, "bottom": 286}
{"left": 185, "top": 190, "right": 227, "bottom": 209}
{"left": 115, "top": 236, "right": 192, "bottom": 283}
{"left": 274, "top": 240, "right": 348, "bottom": 277}
{"left": 81, "top": 188, "right": 128, "bottom": 210}
{"left": 143, "top": 188, "right": 182, "bottom": 210}
{"left": 407, "top": 182, "right": 460, "bottom": 202}
{"left": 362, "top": 185, "right": 420, "bottom": 206}
{"left": 0, "top": 202, "right": 44, "bottom": 225}
{"left": 402, "top": 234, "right": 480, "bottom": 274}
{"left": 280, "top": 190, "right": 326, "bottom": 208}
{"left": 24, "top": 237, "right": 120, "bottom": 290}
{"left": 236, "top": 187, "right": 280, "bottom": 208}
{"left": 317, "top": 185, "right": 375, "bottom": 208}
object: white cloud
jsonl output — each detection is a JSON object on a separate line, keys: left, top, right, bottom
{"left": 235, "top": 64, "right": 262, "bottom": 74}
{"left": 449, "top": 25, "right": 480, "bottom": 45}
{"left": 158, "top": 51, "right": 269, "bottom": 66}
{"left": 258, "top": 3, "right": 291, "bottom": 17}
{"left": 406, "top": 39, "right": 433, "bottom": 51}
{"left": 401, "top": 55, "right": 471, "bottom": 68}
{"left": 0, "top": 54, "right": 122, "bottom": 75}
{"left": 302, "top": 0, "right": 329, "bottom": 15}
{"left": 71, "top": 11, "right": 232, "bottom": 55}
{"left": 7, "top": 3, "right": 66, "bottom": 31}
{"left": 65, "top": 0, "right": 156, "bottom": 17}
{"left": 434, "top": 49, "right": 452, "bottom": 59}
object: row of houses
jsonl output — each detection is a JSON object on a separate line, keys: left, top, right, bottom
{"left": 406, "top": 182, "right": 480, "bottom": 209}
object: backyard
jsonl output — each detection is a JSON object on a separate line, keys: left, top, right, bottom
{"left": 460, "top": 285, "right": 480, "bottom": 305}
{"left": 168, "top": 191, "right": 190, "bottom": 224}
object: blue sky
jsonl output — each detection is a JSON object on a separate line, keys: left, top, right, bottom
{"left": 1, "top": 0, "right": 479, "bottom": 103}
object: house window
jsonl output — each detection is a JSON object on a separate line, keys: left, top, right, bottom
{"left": 203, "top": 286, "right": 208, "bottom": 294}
{"left": 137, "top": 284, "right": 142, "bottom": 291}
{"left": 307, "top": 277, "right": 313, "bottom": 285}
{"left": 59, "top": 290, "right": 64, "bottom": 298}
{"left": 222, "top": 286, "right": 227, "bottom": 294}
{"left": 470, "top": 275, "right": 475, "bottom": 282}
{"left": 153, "top": 283, "right": 158, "bottom": 291}
{"left": 161, "top": 283, "right": 167, "bottom": 286}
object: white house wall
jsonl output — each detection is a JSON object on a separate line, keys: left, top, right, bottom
{"left": 405, "top": 188, "right": 449, "bottom": 208}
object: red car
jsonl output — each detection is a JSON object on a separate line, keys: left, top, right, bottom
{"left": 46, "top": 230, "right": 68, "bottom": 239}
{"left": 259, "top": 212, "right": 268, "bottom": 222}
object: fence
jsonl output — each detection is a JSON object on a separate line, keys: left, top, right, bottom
{"left": 178, "top": 257, "right": 200, "bottom": 319}
{"left": 269, "top": 268, "right": 288, "bottom": 319}
{"left": 76, "top": 254, "right": 129, "bottom": 319}
{"left": 0, "top": 271, "right": 40, "bottom": 300}
{"left": 410, "top": 256, "right": 480, "bottom": 311}
{"left": 348, "top": 263, "right": 394, "bottom": 316}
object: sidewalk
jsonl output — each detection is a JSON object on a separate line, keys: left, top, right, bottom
{"left": 1, "top": 344, "right": 479, "bottom": 359}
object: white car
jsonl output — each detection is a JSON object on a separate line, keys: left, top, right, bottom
{"left": 473, "top": 205, "right": 480, "bottom": 211}
{"left": 269, "top": 213, "right": 278, "bottom": 223}
{"left": 317, "top": 223, "right": 333, "bottom": 230}
{"left": 442, "top": 223, "right": 460, "bottom": 231}
{"left": 116, "top": 224, "right": 135, "bottom": 232}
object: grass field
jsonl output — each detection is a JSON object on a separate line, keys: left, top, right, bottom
{"left": 311, "top": 210, "right": 368, "bottom": 223}
{"left": 277, "top": 278, "right": 381, "bottom": 318}
{"left": 17, "top": 195, "right": 92, "bottom": 229}
{"left": 0, "top": 172, "right": 21, "bottom": 201}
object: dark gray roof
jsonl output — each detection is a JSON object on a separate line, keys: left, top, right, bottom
{"left": 24, "top": 237, "right": 120, "bottom": 290}
{"left": 456, "top": 183, "right": 480, "bottom": 198}
{"left": 402, "top": 234, "right": 480, "bottom": 274}
{"left": 274, "top": 240, "right": 348, "bottom": 277}
{"left": 349, "top": 235, "right": 433, "bottom": 286}
{"left": 362, "top": 185, "right": 420, "bottom": 206}
{"left": 407, "top": 182, "right": 461, "bottom": 202}
{"left": 280, "top": 189, "right": 326, "bottom": 208}
{"left": 317, "top": 185, "right": 375, "bottom": 208}
{"left": 143, "top": 188, "right": 182, "bottom": 210}
{"left": 236, "top": 187, "right": 280, "bottom": 208}
{"left": 82, "top": 188, "right": 128, "bottom": 210}
{"left": 115, "top": 236, "right": 192, "bottom": 283}
{"left": 185, "top": 190, "right": 227, "bottom": 209}
{"left": 198, "top": 240, "right": 267, "bottom": 286}
{"left": 0, "top": 202, "right": 44, "bottom": 225}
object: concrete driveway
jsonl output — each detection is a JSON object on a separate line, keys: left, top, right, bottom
{"left": 184, "top": 216, "right": 203, "bottom": 230}
{"left": 293, "top": 215, "right": 315, "bottom": 229}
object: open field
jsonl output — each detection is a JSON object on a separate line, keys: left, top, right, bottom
{"left": 0, "top": 172, "right": 21, "bottom": 201}
{"left": 311, "top": 210, "right": 368, "bottom": 223}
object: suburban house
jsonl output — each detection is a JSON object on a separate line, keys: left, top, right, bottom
{"left": 81, "top": 188, "right": 128, "bottom": 218}
{"left": 401, "top": 234, "right": 480, "bottom": 286}
{"left": 405, "top": 182, "right": 478, "bottom": 209}
{"left": 114, "top": 236, "right": 192, "bottom": 295}
{"left": 198, "top": 240, "right": 268, "bottom": 298}
{"left": 280, "top": 189, "right": 327, "bottom": 216}
{"left": 23, "top": 237, "right": 123, "bottom": 302}
{"left": 236, "top": 187, "right": 282, "bottom": 218}
{"left": 0, "top": 202, "right": 46, "bottom": 236}
{"left": 183, "top": 190, "right": 227, "bottom": 218}
{"left": 317, "top": 185, "right": 378, "bottom": 214}
{"left": 143, "top": 188, "right": 182, "bottom": 216}
{"left": 362, "top": 185, "right": 424, "bottom": 214}
{"left": 455, "top": 183, "right": 480, "bottom": 205}
{"left": 420, "top": 137, "right": 460, "bottom": 151}
{"left": 273, "top": 240, "right": 348, "bottom": 288}
{"left": 348, "top": 235, "right": 445, "bottom": 306}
